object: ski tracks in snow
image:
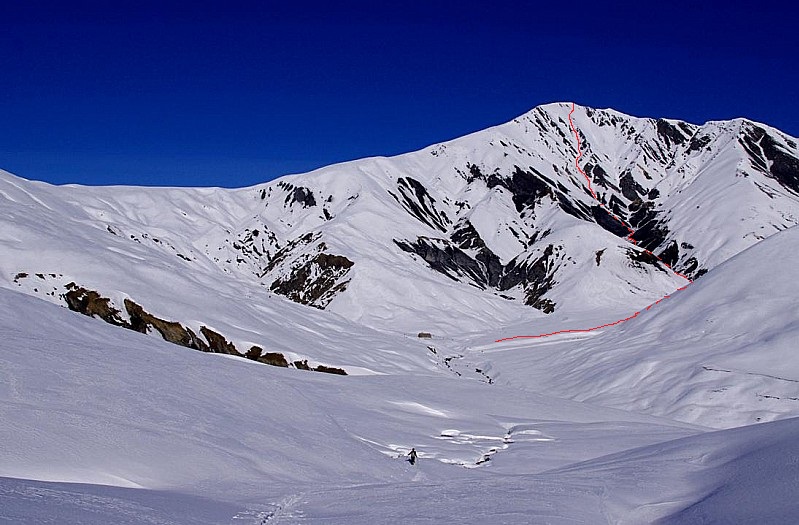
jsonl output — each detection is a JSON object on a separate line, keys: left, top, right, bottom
{"left": 232, "top": 494, "right": 304, "bottom": 524}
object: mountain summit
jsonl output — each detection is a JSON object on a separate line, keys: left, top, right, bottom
{"left": 3, "top": 103, "right": 799, "bottom": 523}
{"left": 2, "top": 103, "right": 798, "bottom": 336}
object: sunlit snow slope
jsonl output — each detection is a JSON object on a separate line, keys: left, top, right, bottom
{"left": 2, "top": 102, "right": 799, "bottom": 523}
{"left": 469, "top": 224, "right": 799, "bottom": 428}
{"left": 3, "top": 103, "right": 798, "bottom": 340}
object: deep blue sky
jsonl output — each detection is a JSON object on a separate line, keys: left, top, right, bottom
{"left": 1, "top": 1, "right": 796, "bottom": 187}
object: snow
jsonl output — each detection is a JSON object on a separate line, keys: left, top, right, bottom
{"left": 1, "top": 287, "right": 708, "bottom": 523}
{"left": 2, "top": 101, "right": 799, "bottom": 522}
{"left": 466, "top": 224, "right": 799, "bottom": 429}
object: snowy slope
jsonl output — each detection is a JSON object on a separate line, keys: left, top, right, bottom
{"left": 1, "top": 287, "right": 704, "bottom": 523}
{"left": 3, "top": 287, "right": 799, "bottom": 523}
{"left": 4, "top": 103, "right": 798, "bottom": 340}
{"left": 3, "top": 101, "right": 799, "bottom": 522}
{"left": 468, "top": 224, "right": 799, "bottom": 428}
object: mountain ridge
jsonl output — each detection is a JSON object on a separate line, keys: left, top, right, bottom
{"left": 2, "top": 102, "right": 798, "bottom": 337}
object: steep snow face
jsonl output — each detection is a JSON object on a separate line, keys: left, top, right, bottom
{"left": 3, "top": 103, "right": 798, "bottom": 337}
{"left": 468, "top": 225, "right": 799, "bottom": 429}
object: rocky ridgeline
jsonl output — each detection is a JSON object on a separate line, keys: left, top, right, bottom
{"left": 62, "top": 283, "right": 347, "bottom": 375}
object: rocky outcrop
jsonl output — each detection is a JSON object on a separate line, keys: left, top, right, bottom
{"left": 269, "top": 252, "right": 354, "bottom": 309}
{"left": 60, "top": 284, "right": 347, "bottom": 375}
{"left": 64, "top": 283, "right": 127, "bottom": 327}
{"left": 389, "top": 177, "right": 451, "bottom": 232}
{"left": 740, "top": 123, "right": 799, "bottom": 195}
{"left": 125, "top": 299, "right": 208, "bottom": 350}
{"left": 395, "top": 237, "right": 559, "bottom": 314}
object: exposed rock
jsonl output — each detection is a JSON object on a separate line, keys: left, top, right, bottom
{"left": 389, "top": 177, "right": 450, "bottom": 232}
{"left": 313, "top": 365, "right": 348, "bottom": 376}
{"left": 619, "top": 172, "right": 645, "bottom": 201}
{"left": 686, "top": 133, "right": 712, "bottom": 154}
{"left": 595, "top": 249, "right": 605, "bottom": 266}
{"left": 64, "top": 285, "right": 127, "bottom": 327}
{"left": 741, "top": 124, "right": 799, "bottom": 194}
{"left": 656, "top": 119, "right": 689, "bottom": 147}
{"left": 245, "top": 346, "right": 263, "bottom": 360}
{"left": 261, "top": 232, "right": 318, "bottom": 277}
{"left": 269, "top": 252, "right": 354, "bottom": 309}
{"left": 396, "top": 237, "right": 559, "bottom": 313}
{"left": 630, "top": 201, "right": 671, "bottom": 252}
{"left": 259, "top": 352, "right": 290, "bottom": 368}
{"left": 56, "top": 283, "right": 343, "bottom": 375}
{"left": 200, "top": 326, "right": 241, "bottom": 356}
{"left": 277, "top": 181, "right": 317, "bottom": 208}
{"left": 125, "top": 299, "right": 207, "bottom": 350}
{"left": 486, "top": 165, "right": 553, "bottom": 212}
{"left": 451, "top": 221, "right": 503, "bottom": 287}
{"left": 591, "top": 205, "right": 631, "bottom": 237}
{"left": 626, "top": 248, "right": 666, "bottom": 272}
{"left": 658, "top": 240, "right": 680, "bottom": 267}
{"left": 417, "top": 332, "right": 432, "bottom": 339}
{"left": 293, "top": 360, "right": 311, "bottom": 370}
{"left": 394, "top": 238, "right": 488, "bottom": 286}
{"left": 500, "top": 244, "right": 558, "bottom": 313}
{"left": 290, "top": 186, "right": 317, "bottom": 208}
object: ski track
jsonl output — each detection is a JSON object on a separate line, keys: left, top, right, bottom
{"left": 497, "top": 102, "right": 693, "bottom": 342}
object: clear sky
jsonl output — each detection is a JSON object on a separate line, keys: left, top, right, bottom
{"left": 1, "top": 1, "right": 796, "bottom": 187}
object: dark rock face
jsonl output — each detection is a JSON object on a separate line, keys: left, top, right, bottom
{"left": 200, "top": 326, "right": 240, "bottom": 355}
{"left": 619, "top": 172, "right": 645, "bottom": 201}
{"left": 656, "top": 119, "right": 689, "bottom": 147}
{"left": 591, "top": 205, "right": 631, "bottom": 238}
{"left": 292, "top": 360, "right": 346, "bottom": 375}
{"left": 396, "top": 236, "right": 559, "bottom": 314}
{"left": 259, "top": 352, "right": 290, "bottom": 367}
{"left": 499, "top": 245, "right": 557, "bottom": 313}
{"left": 313, "top": 365, "right": 347, "bottom": 375}
{"left": 245, "top": 346, "right": 263, "bottom": 360}
{"left": 260, "top": 232, "right": 317, "bottom": 277}
{"left": 64, "top": 284, "right": 127, "bottom": 327}
{"left": 293, "top": 360, "right": 311, "bottom": 370}
{"left": 630, "top": 202, "right": 670, "bottom": 252}
{"left": 585, "top": 163, "right": 617, "bottom": 191}
{"left": 125, "top": 298, "right": 209, "bottom": 351}
{"left": 687, "top": 133, "right": 712, "bottom": 154}
{"left": 486, "top": 166, "right": 553, "bottom": 212}
{"left": 740, "top": 124, "right": 799, "bottom": 194}
{"left": 394, "top": 238, "right": 488, "bottom": 286}
{"left": 451, "top": 221, "right": 504, "bottom": 287}
{"left": 290, "top": 187, "right": 317, "bottom": 208}
{"left": 389, "top": 177, "right": 451, "bottom": 232}
{"left": 595, "top": 249, "right": 605, "bottom": 266}
{"left": 626, "top": 248, "right": 666, "bottom": 272}
{"left": 658, "top": 240, "right": 680, "bottom": 267}
{"left": 277, "top": 181, "right": 317, "bottom": 208}
{"left": 269, "top": 253, "right": 354, "bottom": 309}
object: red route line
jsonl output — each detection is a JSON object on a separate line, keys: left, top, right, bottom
{"left": 495, "top": 103, "right": 692, "bottom": 343}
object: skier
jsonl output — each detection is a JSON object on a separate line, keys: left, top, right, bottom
{"left": 408, "top": 447, "right": 418, "bottom": 465}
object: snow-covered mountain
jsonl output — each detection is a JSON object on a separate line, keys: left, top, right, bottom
{"left": 3, "top": 103, "right": 798, "bottom": 339}
{"left": 3, "top": 102, "right": 799, "bottom": 523}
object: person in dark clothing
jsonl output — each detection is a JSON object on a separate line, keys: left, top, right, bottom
{"left": 408, "top": 447, "right": 418, "bottom": 465}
